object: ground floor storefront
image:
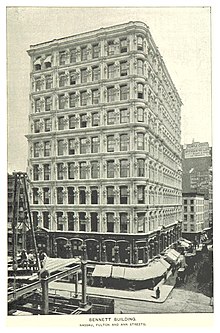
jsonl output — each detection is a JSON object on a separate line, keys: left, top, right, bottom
{"left": 27, "top": 221, "right": 182, "bottom": 266}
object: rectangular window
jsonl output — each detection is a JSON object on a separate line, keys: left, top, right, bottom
{"left": 35, "top": 78, "right": 41, "bottom": 92}
{"left": 59, "top": 51, "right": 66, "bottom": 65}
{"left": 120, "top": 85, "right": 129, "bottom": 100}
{"left": 57, "top": 212, "right": 64, "bottom": 231}
{"left": 33, "top": 142, "right": 40, "bottom": 157}
{"left": 92, "top": 90, "right": 99, "bottom": 105}
{"left": 120, "top": 159, "right": 129, "bottom": 178}
{"left": 69, "top": 93, "right": 76, "bottom": 108}
{"left": 79, "top": 212, "right": 86, "bottom": 231}
{"left": 91, "top": 212, "right": 98, "bottom": 232}
{"left": 137, "top": 133, "right": 144, "bottom": 150}
{"left": 57, "top": 187, "right": 63, "bottom": 204}
{"left": 108, "top": 64, "right": 115, "bottom": 79}
{"left": 69, "top": 70, "right": 76, "bottom": 85}
{"left": 120, "top": 61, "right": 128, "bottom": 76}
{"left": 79, "top": 188, "right": 86, "bottom": 204}
{"left": 184, "top": 199, "right": 187, "bottom": 205}
{"left": 81, "top": 68, "right": 87, "bottom": 83}
{"left": 68, "top": 162, "right": 75, "bottom": 179}
{"left": 107, "top": 110, "right": 115, "bottom": 125}
{"left": 44, "top": 118, "right": 51, "bottom": 132}
{"left": 107, "top": 213, "right": 114, "bottom": 232}
{"left": 190, "top": 200, "right": 194, "bottom": 205}
{"left": 137, "top": 185, "right": 145, "bottom": 204}
{"left": 59, "top": 95, "right": 65, "bottom": 109}
{"left": 34, "top": 120, "right": 40, "bottom": 133}
{"left": 120, "top": 134, "right": 128, "bottom": 151}
{"left": 44, "top": 164, "right": 50, "bottom": 180}
{"left": 190, "top": 224, "right": 195, "bottom": 232}
{"left": 107, "top": 186, "right": 114, "bottom": 204}
{"left": 120, "top": 186, "right": 128, "bottom": 204}
{"left": 43, "top": 188, "right": 50, "bottom": 204}
{"left": 43, "top": 212, "right": 50, "bottom": 229}
{"left": 80, "top": 91, "right": 87, "bottom": 106}
{"left": 69, "top": 115, "right": 76, "bottom": 129}
{"left": 137, "top": 59, "right": 144, "bottom": 75}
{"left": 137, "top": 107, "right": 144, "bottom": 122}
{"left": 68, "top": 139, "right": 75, "bottom": 155}
{"left": 137, "top": 36, "right": 143, "bottom": 51}
{"left": 59, "top": 73, "right": 66, "bottom": 87}
{"left": 191, "top": 206, "right": 194, "bottom": 212}
{"left": 92, "top": 112, "right": 99, "bottom": 126}
{"left": 190, "top": 215, "right": 194, "bottom": 222}
{"left": 80, "top": 114, "right": 87, "bottom": 127}
{"left": 137, "top": 83, "right": 144, "bottom": 99}
{"left": 120, "top": 213, "right": 128, "bottom": 233}
{"left": 45, "top": 97, "right": 52, "bottom": 111}
{"left": 107, "top": 160, "right": 114, "bottom": 178}
{"left": 33, "top": 164, "right": 39, "bottom": 180}
{"left": 32, "top": 212, "right": 39, "bottom": 228}
{"left": 80, "top": 138, "right": 87, "bottom": 154}
{"left": 57, "top": 140, "right": 64, "bottom": 155}
{"left": 58, "top": 116, "right": 64, "bottom": 130}
{"left": 70, "top": 48, "right": 76, "bottom": 63}
{"left": 184, "top": 215, "right": 187, "bottom": 222}
{"left": 33, "top": 188, "right": 39, "bottom": 204}
{"left": 120, "top": 109, "right": 129, "bottom": 123}
{"left": 120, "top": 38, "right": 128, "bottom": 53}
{"left": 137, "top": 159, "right": 145, "bottom": 177}
{"left": 44, "top": 141, "right": 50, "bottom": 157}
{"left": 91, "top": 137, "right": 99, "bottom": 153}
{"left": 91, "top": 187, "right": 98, "bottom": 204}
{"left": 81, "top": 47, "right": 87, "bottom": 61}
{"left": 107, "top": 86, "right": 115, "bottom": 102}
{"left": 91, "top": 161, "right": 99, "bottom": 179}
{"left": 35, "top": 99, "right": 41, "bottom": 113}
{"left": 57, "top": 163, "right": 64, "bottom": 180}
{"left": 92, "top": 44, "right": 99, "bottom": 58}
{"left": 68, "top": 212, "right": 74, "bottom": 231}
{"left": 79, "top": 162, "right": 87, "bottom": 179}
{"left": 108, "top": 41, "right": 115, "bottom": 56}
{"left": 107, "top": 135, "right": 114, "bottom": 152}
{"left": 137, "top": 213, "right": 145, "bottom": 233}
{"left": 92, "top": 66, "right": 100, "bottom": 81}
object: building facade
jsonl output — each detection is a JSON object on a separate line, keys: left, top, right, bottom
{"left": 26, "top": 21, "right": 182, "bottom": 265}
{"left": 182, "top": 141, "right": 213, "bottom": 227}
{"left": 182, "top": 193, "right": 205, "bottom": 242}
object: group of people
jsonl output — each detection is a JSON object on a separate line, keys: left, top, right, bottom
{"left": 19, "top": 249, "right": 47, "bottom": 270}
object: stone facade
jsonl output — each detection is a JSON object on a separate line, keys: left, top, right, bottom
{"left": 26, "top": 21, "right": 182, "bottom": 265}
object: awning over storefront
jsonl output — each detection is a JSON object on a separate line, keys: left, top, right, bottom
{"left": 92, "top": 264, "right": 112, "bottom": 278}
{"left": 165, "top": 249, "right": 180, "bottom": 264}
{"left": 123, "top": 260, "right": 168, "bottom": 281}
{"left": 112, "top": 266, "right": 125, "bottom": 279}
{"left": 159, "top": 258, "right": 171, "bottom": 270}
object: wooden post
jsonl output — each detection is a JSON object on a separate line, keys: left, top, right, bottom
{"left": 80, "top": 243, "right": 87, "bottom": 307}
{"left": 41, "top": 277, "right": 49, "bottom": 315}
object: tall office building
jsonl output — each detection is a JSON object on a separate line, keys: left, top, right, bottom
{"left": 26, "top": 21, "right": 182, "bottom": 265}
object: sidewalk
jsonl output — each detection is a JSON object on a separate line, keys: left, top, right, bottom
{"left": 49, "top": 270, "right": 174, "bottom": 304}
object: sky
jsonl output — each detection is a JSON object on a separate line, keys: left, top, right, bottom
{"left": 6, "top": 6, "right": 211, "bottom": 173}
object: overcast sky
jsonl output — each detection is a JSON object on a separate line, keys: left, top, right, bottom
{"left": 7, "top": 6, "right": 211, "bottom": 173}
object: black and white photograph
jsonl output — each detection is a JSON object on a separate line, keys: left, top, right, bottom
{"left": 4, "top": 3, "right": 216, "bottom": 327}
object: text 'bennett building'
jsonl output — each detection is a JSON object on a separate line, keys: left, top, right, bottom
{"left": 26, "top": 21, "right": 183, "bottom": 265}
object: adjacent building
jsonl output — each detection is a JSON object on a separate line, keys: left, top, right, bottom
{"left": 182, "top": 141, "right": 213, "bottom": 227}
{"left": 182, "top": 193, "right": 207, "bottom": 243}
{"left": 26, "top": 21, "right": 183, "bottom": 265}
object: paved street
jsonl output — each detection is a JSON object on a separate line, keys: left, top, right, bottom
{"left": 114, "top": 288, "right": 213, "bottom": 313}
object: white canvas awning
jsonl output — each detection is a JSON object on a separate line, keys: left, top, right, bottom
{"left": 92, "top": 264, "right": 112, "bottom": 278}
{"left": 112, "top": 266, "right": 125, "bottom": 279}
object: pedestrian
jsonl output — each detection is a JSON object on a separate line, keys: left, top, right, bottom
{"left": 20, "top": 249, "right": 28, "bottom": 269}
{"left": 27, "top": 250, "right": 35, "bottom": 271}
{"left": 39, "top": 250, "right": 47, "bottom": 269}
{"left": 156, "top": 287, "right": 160, "bottom": 299}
